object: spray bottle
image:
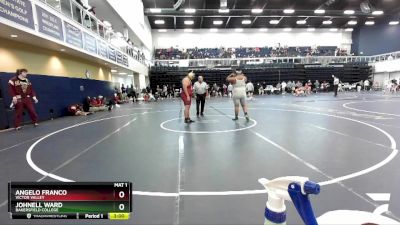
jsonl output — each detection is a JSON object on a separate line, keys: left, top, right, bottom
{"left": 258, "top": 176, "right": 320, "bottom": 225}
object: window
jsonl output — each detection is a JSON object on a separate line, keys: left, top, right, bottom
{"left": 72, "top": 3, "right": 83, "bottom": 24}
{"left": 90, "top": 16, "right": 98, "bottom": 34}
{"left": 46, "top": 0, "right": 61, "bottom": 11}
{"left": 60, "top": 0, "right": 72, "bottom": 18}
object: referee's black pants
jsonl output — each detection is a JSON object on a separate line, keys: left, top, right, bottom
{"left": 196, "top": 94, "right": 206, "bottom": 115}
{"left": 333, "top": 85, "right": 338, "bottom": 97}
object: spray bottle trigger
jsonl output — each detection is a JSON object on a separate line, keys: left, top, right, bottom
{"left": 288, "top": 182, "right": 319, "bottom": 225}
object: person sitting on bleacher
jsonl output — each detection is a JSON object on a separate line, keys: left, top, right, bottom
{"left": 68, "top": 104, "right": 92, "bottom": 116}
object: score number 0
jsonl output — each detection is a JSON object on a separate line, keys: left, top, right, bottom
{"left": 118, "top": 191, "right": 125, "bottom": 211}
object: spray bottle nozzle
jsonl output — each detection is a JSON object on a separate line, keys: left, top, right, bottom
{"left": 303, "top": 181, "right": 320, "bottom": 195}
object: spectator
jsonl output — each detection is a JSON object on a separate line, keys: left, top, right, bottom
{"left": 281, "top": 81, "right": 287, "bottom": 94}
{"left": 83, "top": 96, "right": 91, "bottom": 112}
{"left": 121, "top": 84, "right": 126, "bottom": 95}
{"left": 314, "top": 80, "right": 320, "bottom": 93}
{"left": 162, "top": 85, "right": 167, "bottom": 98}
{"left": 228, "top": 83, "right": 233, "bottom": 98}
{"left": 68, "top": 104, "right": 92, "bottom": 116}
{"left": 287, "top": 81, "right": 294, "bottom": 93}
{"left": 276, "top": 82, "right": 282, "bottom": 94}
{"left": 129, "top": 84, "right": 136, "bottom": 102}
{"left": 258, "top": 83, "right": 265, "bottom": 95}
{"left": 304, "top": 82, "right": 312, "bottom": 95}
{"left": 246, "top": 80, "right": 254, "bottom": 99}
{"left": 112, "top": 93, "right": 122, "bottom": 104}
{"left": 364, "top": 79, "right": 370, "bottom": 91}
{"left": 222, "top": 83, "right": 228, "bottom": 96}
{"left": 294, "top": 86, "right": 306, "bottom": 97}
{"left": 89, "top": 96, "right": 107, "bottom": 112}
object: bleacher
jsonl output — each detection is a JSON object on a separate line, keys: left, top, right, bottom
{"left": 154, "top": 46, "right": 344, "bottom": 60}
{"left": 149, "top": 63, "right": 371, "bottom": 92}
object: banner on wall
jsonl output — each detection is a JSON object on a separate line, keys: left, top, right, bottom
{"left": 123, "top": 55, "right": 129, "bottom": 67}
{"left": 116, "top": 51, "right": 124, "bottom": 65}
{"left": 83, "top": 32, "right": 97, "bottom": 54}
{"left": 108, "top": 46, "right": 116, "bottom": 61}
{"left": 64, "top": 21, "right": 83, "bottom": 49}
{"left": 97, "top": 40, "right": 108, "bottom": 58}
{"left": 36, "top": 6, "right": 64, "bottom": 41}
{"left": 0, "top": 0, "right": 34, "bottom": 29}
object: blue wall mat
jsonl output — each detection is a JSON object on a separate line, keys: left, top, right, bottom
{"left": 0, "top": 72, "right": 117, "bottom": 128}
{"left": 352, "top": 22, "right": 400, "bottom": 55}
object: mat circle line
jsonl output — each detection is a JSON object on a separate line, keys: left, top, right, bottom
{"left": 25, "top": 107, "right": 398, "bottom": 196}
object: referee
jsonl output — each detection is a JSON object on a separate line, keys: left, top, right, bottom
{"left": 194, "top": 76, "right": 208, "bottom": 116}
{"left": 332, "top": 75, "right": 339, "bottom": 97}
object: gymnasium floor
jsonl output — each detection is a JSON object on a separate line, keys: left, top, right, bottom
{"left": 1, "top": 92, "right": 400, "bottom": 224}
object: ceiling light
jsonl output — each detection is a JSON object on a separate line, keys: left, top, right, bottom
{"left": 389, "top": 21, "right": 399, "bottom": 25}
{"left": 270, "top": 20, "right": 280, "bottom": 25}
{"left": 60, "top": 49, "right": 66, "bottom": 52}
{"left": 184, "top": 8, "right": 196, "bottom": 14}
{"left": 149, "top": 8, "right": 161, "bottom": 13}
{"left": 213, "top": 20, "right": 223, "bottom": 25}
{"left": 314, "top": 9, "right": 325, "bottom": 14}
{"left": 283, "top": 9, "right": 295, "bottom": 14}
{"left": 158, "top": 29, "right": 167, "bottom": 32}
{"left": 372, "top": 10, "right": 383, "bottom": 15}
{"left": 154, "top": 20, "right": 165, "bottom": 25}
{"left": 111, "top": 70, "right": 117, "bottom": 73}
{"left": 307, "top": 28, "right": 315, "bottom": 32}
{"left": 219, "top": 8, "right": 229, "bottom": 13}
{"left": 345, "top": 28, "right": 354, "bottom": 32}
{"left": 128, "top": 75, "right": 133, "bottom": 77}
{"left": 296, "top": 20, "right": 307, "bottom": 25}
{"left": 259, "top": 28, "right": 268, "bottom": 32}
{"left": 184, "top": 20, "right": 194, "bottom": 25}
{"left": 242, "top": 20, "right": 251, "bottom": 25}
{"left": 283, "top": 28, "right": 292, "bottom": 32}
{"left": 347, "top": 20, "right": 357, "bottom": 25}
{"left": 252, "top": 9, "right": 263, "bottom": 13}
{"left": 119, "top": 72, "right": 127, "bottom": 75}
{"left": 235, "top": 28, "right": 243, "bottom": 32}
{"left": 329, "top": 28, "right": 338, "bottom": 32}
{"left": 344, "top": 10, "right": 355, "bottom": 15}
{"left": 10, "top": 34, "right": 18, "bottom": 38}
{"left": 184, "top": 28, "right": 193, "bottom": 32}
{"left": 322, "top": 20, "right": 332, "bottom": 25}
{"left": 210, "top": 28, "right": 218, "bottom": 32}
{"left": 365, "top": 21, "right": 375, "bottom": 25}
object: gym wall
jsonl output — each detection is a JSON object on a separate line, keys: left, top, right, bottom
{"left": 152, "top": 29, "right": 352, "bottom": 49}
{"left": 0, "top": 38, "right": 112, "bottom": 81}
{"left": 0, "top": 38, "right": 117, "bottom": 129}
{"left": 352, "top": 22, "right": 400, "bottom": 55}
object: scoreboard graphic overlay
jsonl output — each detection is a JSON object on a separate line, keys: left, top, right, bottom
{"left": 8, "top": 182, "right": 132, "bottom": 220}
